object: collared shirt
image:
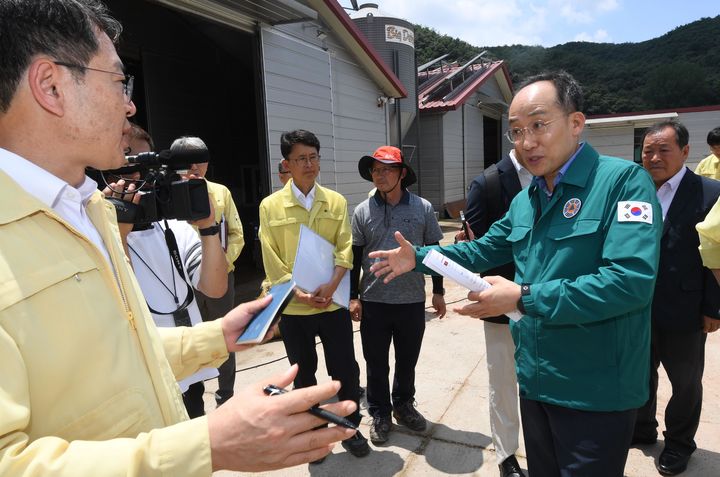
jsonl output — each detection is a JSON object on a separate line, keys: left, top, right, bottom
{"left": 0, "top": 147, "right": 111, "bottom": 264}
{"left": 415, "top": 143, "right": 662, "bottom": 411}
{"left": 509, "top": 149, "right": 533, "bottom": 189}
{"left": 535, "top": 142, "right": 586, "bottom": 198}
{"left": 656, "top": 166, "right": 687, "bottom": 220}
{"left": 0, "top": 167, "right": 229, "bottom": 476}
{"left": 291, "top": 180, "right": 316, "bottom": 210}
{"left": 259, "top": 181, "right": 353, "bottom": 315}
{"left": 352, "top": 189, "right": 443, "bottom": 303}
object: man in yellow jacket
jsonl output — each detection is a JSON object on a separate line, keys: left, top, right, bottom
{"left": 694, "top": 127, "right": 720, "bottom": 180}
{"left": 0, "top": 1, "right": 356, "bottom": 475}
{"left": 698, "top": 197, "right": 720, "bottom": 286}
{"left": 259, "top": 129, "right": 370, "bottom": 459}
{"left": 174, "top": 136, "right": 246, "bottom": 407}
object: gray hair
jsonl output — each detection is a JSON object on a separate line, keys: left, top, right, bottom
{"left": 170, "top": 136, "right": 208, "bottom": 152}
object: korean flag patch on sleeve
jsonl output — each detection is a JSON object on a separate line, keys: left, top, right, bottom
{"left": 617, "top": 201, "right": 653, "bottom": 224}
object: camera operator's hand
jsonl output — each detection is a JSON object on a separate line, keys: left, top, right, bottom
{"left": 103, "top": 178, "right": 141, "bottom": 254}
{"left": 189, "top": 194, "right": 216, "bottom": 230}
{"left": 191, "top": 194, "right": 227, "bottom": 298}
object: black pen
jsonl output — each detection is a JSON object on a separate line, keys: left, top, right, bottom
{"left": 263, "top": 384, "right": 359, "bottom": 430}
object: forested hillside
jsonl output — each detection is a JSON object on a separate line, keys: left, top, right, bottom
{"left": 415, "top": 16, "right": 720, "bottom": 115}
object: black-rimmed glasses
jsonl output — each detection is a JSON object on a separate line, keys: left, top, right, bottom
{"left": 54, "top": 61, "right": 134, "bottom": 103}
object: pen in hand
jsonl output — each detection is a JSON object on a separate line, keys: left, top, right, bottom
{"left": 263, "top": 384, "right": 359, "bottom": 430}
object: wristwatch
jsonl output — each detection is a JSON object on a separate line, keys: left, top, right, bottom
{"left": 517, "top": 283, "right": 531, "bottom": 314}
{"left": 199, "top": 224, "right": 220, "bottom": 236}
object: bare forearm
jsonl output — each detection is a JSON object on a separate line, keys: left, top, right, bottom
{"left": 197, "top": 235, "right": 228, "bottom": 298}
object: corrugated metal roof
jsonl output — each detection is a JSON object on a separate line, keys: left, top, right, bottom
{"left": 150, "top": 0, "right": 317, "bottom": 33}
{"left": 149, "top": 0, "right": 407, "bottom": 98}
{"left": 418, "top": 60, "right": 513, "bottom": 112}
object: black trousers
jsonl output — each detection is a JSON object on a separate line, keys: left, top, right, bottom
{"left": 196, "top": 272, "right": 236, "bottom": 406}
{"left": 279, "top": 308, "right": 361, "bottom": 425}
{"left": 182, "top": 381, "right": 206, "bottom": 418}
{"left": 360, "top": 301, "right": 426, "bottom": 418}
{"left": 521, "top": 398, "right": 636, "bottom": 477}
{"left": 634, "top": 325, "right": 706, "bottom": 455}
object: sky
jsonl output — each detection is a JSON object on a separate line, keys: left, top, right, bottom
{"left": 342, "top": 0, "right": 719, "bottom": 47}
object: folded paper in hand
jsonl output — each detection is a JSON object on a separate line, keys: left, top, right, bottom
{"left": 236, "top": 280, "right": 295, "bottom": 344}
{"left": 421, "top": 249, "right": 522, "bottom": 321}
{"left": 291, "top": 225, "right": 350, "bottom": 308}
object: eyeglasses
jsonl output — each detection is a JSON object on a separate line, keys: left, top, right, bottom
{"left": 289, "top": 154, "right": 320, "bottom": 165}
{"left": 54, "top": 61, "right": 134, "bottom": 103}
{"left": 505, "top": 118, "right": 560, "bottom": 143}
{"left": 370, "top": 166, "right": 401, "bottom": 176}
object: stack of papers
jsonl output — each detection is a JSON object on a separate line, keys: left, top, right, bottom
{"left": 291, "top": 225, "right": 350, "bottom": 308}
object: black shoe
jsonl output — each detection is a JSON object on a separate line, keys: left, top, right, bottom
{"left": 631, "top": 434, "right": 658, "bottom": 446}
{"left": 499, "top": 455, "right": 524, "bottom": 477}
{"left": 393, "top": 401, "right": 427, "bottom": 431}
{"left": 657, "top": 448, "right": 690, "bottom": 475}
{"left": 341, "top": 431, "right": 370, "bottom": 457}
{"left": 369, "top": 415, "right": 392, "bottom": 444}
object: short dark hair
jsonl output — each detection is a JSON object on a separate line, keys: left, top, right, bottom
{"left": 280, "top": 130, "right": 320, "bottom": 159}
{"left": 517, "top": 70, "right": 584, "bottom": 114}
{"left": 0, "top": 0, "right": 122, "bottom": 112}
{"left": 707, "top": 127, "right": 720, "bottom": 147}
{"left": 129, "top": 123, "right": 154, "bottom": 151}
{"left": 641, "top": 120, "right": 689, "bottom": 149}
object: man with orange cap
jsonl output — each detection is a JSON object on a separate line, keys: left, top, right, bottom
{"left": 350, "top": 146, "right": 446, "bottom": 445}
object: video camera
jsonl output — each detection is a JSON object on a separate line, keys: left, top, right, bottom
{"left": 93, "top": 148, "right": 210, "bottom": 227}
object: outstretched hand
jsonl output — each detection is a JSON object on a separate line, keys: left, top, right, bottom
{"left": 368, "top": 231, "right": 417, "bottom": 283}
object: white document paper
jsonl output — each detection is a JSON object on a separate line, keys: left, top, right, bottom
{"left": 292, "top": 225, "right": 350, "bottom": 308}
{"left": 421, "top": 249, "right": 522, "bottom": 321}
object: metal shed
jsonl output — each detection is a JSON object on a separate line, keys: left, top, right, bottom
{"left": 104, "top": 0, "right": 407, "bottom": 270}
{"left": 412, "top": 56, "right": 513, "bottom": 216}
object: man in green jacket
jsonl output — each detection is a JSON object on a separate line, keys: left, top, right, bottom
{"left": 369, "top": 71, "right": 662, "bottom": 477}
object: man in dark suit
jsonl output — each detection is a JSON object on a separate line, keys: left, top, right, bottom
{"left": 635, "top": 120, "right": 720, "bottom": 476}
{"left": 456, "top": 150, "right": 531, "bottom": 477}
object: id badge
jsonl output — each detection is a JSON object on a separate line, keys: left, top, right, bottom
{"left": 172, "top": 308, "right": 192, "bottom": 327}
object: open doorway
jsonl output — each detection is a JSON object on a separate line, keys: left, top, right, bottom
{"left": 106, "top": 0, "right": 267, "bottom": 279}
{"left": 483, "top": 116, "right": 501, "bottom": 168}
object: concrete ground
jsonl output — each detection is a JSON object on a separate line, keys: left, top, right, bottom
{"left": 206, "top": 220, "right": 720, "bottom": 476}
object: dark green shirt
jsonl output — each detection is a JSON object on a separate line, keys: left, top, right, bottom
{"left": 416, "top": 144, "right": 662, "bottom": 411}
